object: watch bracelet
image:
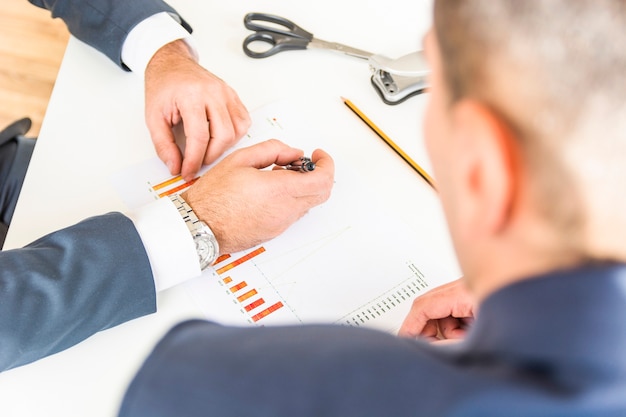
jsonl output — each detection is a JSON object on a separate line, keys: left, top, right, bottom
{"left": 169, "top": 194, "right": 203, "bottom": 234}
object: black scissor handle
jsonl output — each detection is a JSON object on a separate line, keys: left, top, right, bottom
{"left": 243, "top": 31, "right": 310, "bottom": 58}
{"left": 244, "top": 12, "right": 313, "bottom": 41}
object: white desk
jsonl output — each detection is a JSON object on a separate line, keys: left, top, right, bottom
{"left": 1, "top": 1, "right": 456, "bottom": 415}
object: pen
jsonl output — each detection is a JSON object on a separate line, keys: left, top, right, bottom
{"left": 286, "top": 156, "right": 316, "bottom": 172}
{"left": 341, "top": 96, "right": 437, "bottom": 190}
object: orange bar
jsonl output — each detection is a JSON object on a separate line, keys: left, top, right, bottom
{"left": 214, "top": 254, "right": 231, "bottom": 264}
{"left": 157, "top": 177, "right": 199, "bottom": 198}
{"left": 237, "top": 289, "right": 257, "bottom": 302}
{"left": 251, "top": 301, "right": 284, "bottom": 322}
{"left": 152, "top": 175, "right": 183, "bottom": 191}
{"left": 244, "top": 298, "right": 265, "bottom": 312}
{"left": 222, "top": 277, "right": 232, "bottom": 284}
{"left": 216, "top": 247, "right": 266, "bottom": 275}
{"left": 229, "top": 281, "right": 247, "bottom": 293}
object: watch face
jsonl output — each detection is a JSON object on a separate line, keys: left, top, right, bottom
{"left": 196, "top": 240, "right": 212, "bottom": 258}
{"left": 195, "top": 232, "right": 218, "bottom": 270}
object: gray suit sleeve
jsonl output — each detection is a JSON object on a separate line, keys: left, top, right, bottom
{"left": 27, "top": 0, "right": 192, "bottom": 69}
{"left": 0, "top": 212, "right": 156, "bottom": 371}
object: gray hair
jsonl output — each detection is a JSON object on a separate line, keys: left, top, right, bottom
{"left": 434, "top": 0, "right": 626, "bottom": 259}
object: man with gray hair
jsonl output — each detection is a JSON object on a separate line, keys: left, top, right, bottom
{"left": 117, "top": 1, "right": 626, "bottom": 415}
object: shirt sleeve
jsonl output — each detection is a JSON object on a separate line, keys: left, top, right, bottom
{"left": 121, "top": 12, "right": 199, "bottom": 74}
{"left": 127, "top": 197, "right": 202, "bottom": 292}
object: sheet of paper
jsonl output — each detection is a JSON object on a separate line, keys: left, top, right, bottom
{"left": 111, "top": 101, "right": 459, "bottom": 334}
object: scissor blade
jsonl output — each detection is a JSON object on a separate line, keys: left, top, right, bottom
{"left": 309, "top": 38, "right": 373, "bottom": 60}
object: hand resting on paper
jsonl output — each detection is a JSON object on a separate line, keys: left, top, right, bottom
{"left": 145, "top": 39, "right": 251, "bottom": 182}
{"left": 398, "top": 278, "right": 476, "bottom": 343}
{"left": 181, "top": 139, "right": 335, "bottom": 254}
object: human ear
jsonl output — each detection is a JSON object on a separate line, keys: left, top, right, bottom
{"left": 450, "top": 100, "right": 520, "bottom": 237}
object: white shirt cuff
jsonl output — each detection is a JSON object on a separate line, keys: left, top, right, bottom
{"left": 127, "top": 197, "right": 201, "bottom": 292}
{"left": 121, "top": 12, "right": 199, "bottom": 74}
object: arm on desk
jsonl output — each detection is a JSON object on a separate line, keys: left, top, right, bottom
{"left": 29, "top": 0, "right": 251, "bottom": 181}
{"left": 0, "top": 213, "right": 156, "bottom": 371}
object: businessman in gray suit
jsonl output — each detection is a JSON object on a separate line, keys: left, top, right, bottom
{"left": 0, "top": 0, "right": 335, "bottom": 371}
{"left": 118, "top": 1, "right": 626, "bottom": 416}
{"left": 1, "top": 0, "right": 250, "bottom": 245}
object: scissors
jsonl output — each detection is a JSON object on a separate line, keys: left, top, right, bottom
{"left": 242, "top": 13, "right": 374, "bottom": 59}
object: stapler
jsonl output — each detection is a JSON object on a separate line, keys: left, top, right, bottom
{"left": 369, "top": 51, "right": 429, "bottom": 105}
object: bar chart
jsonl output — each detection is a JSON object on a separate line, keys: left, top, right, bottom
{"left": 111, "top": 101, "right": 460, "bottom": 333}
{"left": 187, "top": 197, "right": 453, "bottom": 333}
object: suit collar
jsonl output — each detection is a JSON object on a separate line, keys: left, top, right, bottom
{"left": 460, "top": 262, "right": 626, "bottom": 387}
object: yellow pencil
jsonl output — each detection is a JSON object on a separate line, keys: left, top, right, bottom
{"left": 341, "top": 97, "right": 437, "bottom": 190}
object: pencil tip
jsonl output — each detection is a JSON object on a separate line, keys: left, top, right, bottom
{"left": 340, "top": 96, "right": 346, "bottom": 102}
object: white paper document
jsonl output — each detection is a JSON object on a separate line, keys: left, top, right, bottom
{"left": 112, "top": 101, "right": 459, "bottom": 334}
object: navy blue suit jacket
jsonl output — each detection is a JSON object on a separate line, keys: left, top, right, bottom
{"left": 119, "top": 263, "right": 626, "bottom": 416}
{"left": 0, "top": 0, "right": 191, "bottom": 371}
{"left": 28, "top": 0, "right": 191, "bottom": 69}
{"left": 0, "top": 214, "right": 155, "bottom": 371}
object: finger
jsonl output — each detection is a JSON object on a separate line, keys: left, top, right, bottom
{"left": 400, "top": 306, "right": 472, "bottom": 339}
{"left": 269, "top": 147, "right": 333, "bottom": 169}
{"left": 399, "top": 279, "right": 475, "bottom": 338}
{"left": 231, "top": 139, "right": 304, "bottom": 169}
{"left": 147, "top": 116, "right": 183, "bottom": 175}
{"left": 438, "top": 316, "right": 469, "bottom": 340}
{"left": 399, "top": 298, "right": 452, "bottom": 338}
{"left": 227, "top": 92, "right": 252, "bottom": 139}
{"left": 204, "top": 103, "right": 237, "bottom": 165}
{"left": 180, "top": 105, "right": 211, "bottom": 181}
{"left": 419, "top": 320, "right": 439, "bottom": 340}
{"left": 282, "top": 172, "right": 335, "bottom": 210}
{"left": 398, "top": 310, "right": 431, "bottom": 338}
{"left": 310, "top": 148, "right": 335, "bottom": 172}
{"left": 281, "top": 148, "right": 335, "bottom": 196}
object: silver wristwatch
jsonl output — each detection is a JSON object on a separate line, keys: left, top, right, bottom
{"left": 169, "top": 194, "right": 219, "bottom": 270}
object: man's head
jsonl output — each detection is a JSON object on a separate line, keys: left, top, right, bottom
{"left": 423, "top": 0, "right": 626, "bottom": 298}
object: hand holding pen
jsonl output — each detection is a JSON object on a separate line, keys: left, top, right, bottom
{"left": 184, "top": 139, "right": 334, "bottom": 254}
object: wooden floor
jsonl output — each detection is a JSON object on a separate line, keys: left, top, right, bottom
{"left": 0, "top": 2, "right": 69, "bottom": 137}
